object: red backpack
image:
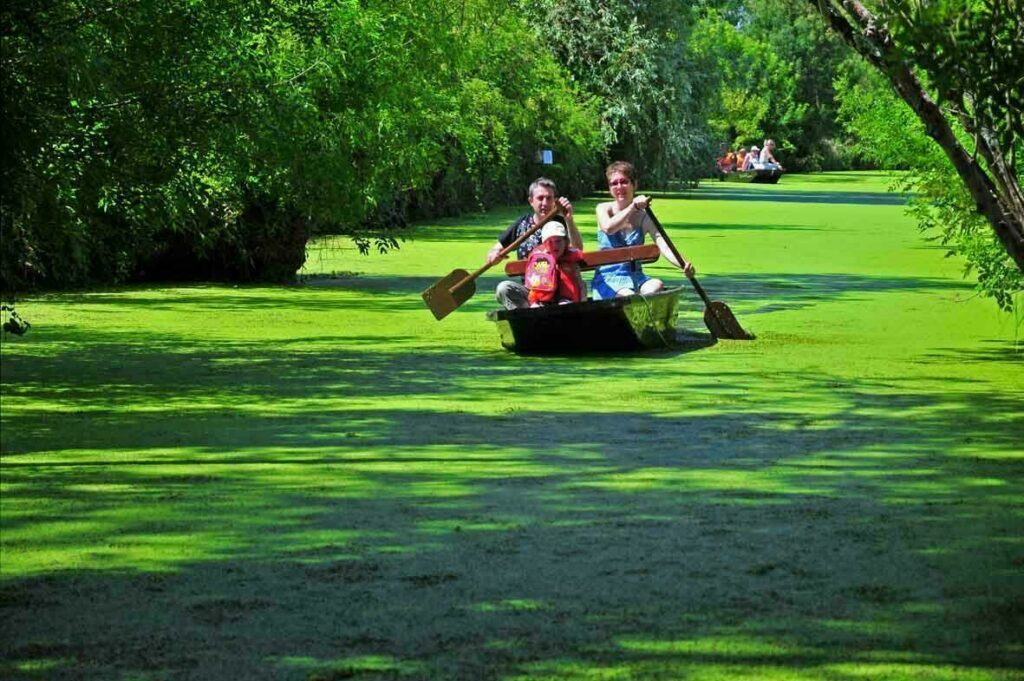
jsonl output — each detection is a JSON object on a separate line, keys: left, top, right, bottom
{"left": 524, "top": 250, "right": 558, "bottom": 302}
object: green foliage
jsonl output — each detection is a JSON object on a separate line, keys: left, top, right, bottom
{"left": 693, "top": 9, "right": 796, "bottom": 147}
{"left": 520, "top": 0, "right": 721, "bottom": 186}
{"left": 836, "top": 61, "right": 1024, "bottom": 311}
{"left": 695, "top": 0, "right": 854, "bottom": 171}
{"left": 0, "top": 0, "right": 602, "bottom": 290}
{"left": 883, "top": 0, "right": 1023, "bottom": 161}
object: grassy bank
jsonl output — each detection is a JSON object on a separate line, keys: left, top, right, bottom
{"left": 2, "top": 172, "right": 1022, "bottom": 680}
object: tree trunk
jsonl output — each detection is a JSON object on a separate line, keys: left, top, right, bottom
{"left": 810, "top": 0, "right": 1024, "bottom": 271}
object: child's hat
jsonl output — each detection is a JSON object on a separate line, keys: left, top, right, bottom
{"left": 540, "top": 220, "right": 568, "bottom": 242}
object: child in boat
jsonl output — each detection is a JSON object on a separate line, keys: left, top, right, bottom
{"left": 524, "top": 218, "right": 586, "bottom": 306}
{"left": 592, "top": 161, "right": 694, "bottom": 299}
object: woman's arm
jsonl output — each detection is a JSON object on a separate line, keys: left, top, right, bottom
{"left": 643, "top": 215, "right": 695, "bottom": 275}
{"left": 597, "top": 196, "right": 650, "bottom": 235}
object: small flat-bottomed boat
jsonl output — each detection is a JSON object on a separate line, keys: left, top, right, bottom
{"left": 486, "top": 286, "right": 681, "bottom": 354}
{"left": 721, "top": 167, "right": 782, "bottom": 184}
{"left": 486, "top": 243, "right": 680, "bottom": 354}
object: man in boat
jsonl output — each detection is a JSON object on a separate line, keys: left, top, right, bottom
{"left": 759, "top": 139, "right": 784, "bottom": 170}
{"left": 485, "top": 177, "right": 582, "bottom": 310}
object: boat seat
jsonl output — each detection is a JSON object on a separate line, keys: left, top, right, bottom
{"left": 503, "top": 244, "right": 660, "bottom": 276}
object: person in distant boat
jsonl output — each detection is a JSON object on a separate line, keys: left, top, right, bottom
{"left": 591, "top": 161, "right": 694, "bottom": 300}
{"left": 759, "top": 139, "right": 783, "bottom": 169}
{"left": 734, "top": 147, "right": 749, "bottom": 172}
{"left": 719, "top": 149, "right": 737, "bottom": 173}
{"left": 742, "top": 146, "right": 759, "bottom": 171}
{"left": 486, "top": 177, "right": 582, "bottom": 310}
{"left": 716, "top": 143, "right": 731, "bottom": 173}
{"left": 524, "top": 220, "right": 586, "bottom": 307}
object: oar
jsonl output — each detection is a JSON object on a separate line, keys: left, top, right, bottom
{"left": 422, "top": 206, "right": 561, "bottom": 321}
{"left": 647, "top": 208, "right": 754, "bottom": 340}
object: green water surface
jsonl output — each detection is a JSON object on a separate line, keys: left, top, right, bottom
{"left": 1, "top": 172, "right": 1021, "bottom": 680}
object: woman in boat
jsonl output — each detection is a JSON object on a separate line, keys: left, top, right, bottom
{"left": 742, "top": 146, "right": 759, "bottom": 171}
{"left": 734, "top": 147, "right": 748, "bottom": 172}
{"left": 591, "top": 161, "right": 694, "bottom": 300}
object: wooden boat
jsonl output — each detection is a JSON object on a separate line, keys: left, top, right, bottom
{"left": 720, "top": 167, "right": 782, "bottom": 184}
{"left": 486, "top": 244, "right": 679, "bottom": 354}
{"left": 486, "top": 287, "right": 681, "bottom": 354}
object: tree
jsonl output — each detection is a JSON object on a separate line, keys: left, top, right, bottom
{"left": 697, "top": 0, "right": 854, "bottom": 171}
{"left": 0, "top": 0, "right": 602, "bottom": 290}
{"left": 836, "top": 59, "right": 1023, "bottom": 310}
{"left": 521, "top": 0, "right": 721, "bottom": 185}
{"left": 808, "top": 0, "right": 1024, "bottom": 279}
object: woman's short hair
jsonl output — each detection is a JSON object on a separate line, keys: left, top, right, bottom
{"left": 605, "top": 161, "right": 636, "bottom": 183}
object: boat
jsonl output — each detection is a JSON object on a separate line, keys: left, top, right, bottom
{"left": 486, "top": 287, "right": 681, "bottom": 354}
{"left": 720, "top": 166, "right": 782, "bottom": 184}
{"left": 486, "top": 244, "right": 681, "bottom": 354}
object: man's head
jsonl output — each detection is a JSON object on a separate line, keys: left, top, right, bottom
{"left": 528, "top": 178, "right": 557, "bottom": 217}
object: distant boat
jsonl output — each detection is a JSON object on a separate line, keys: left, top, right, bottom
{"left": 720, "top": 166, "right": 783, "bottom": 184}
{"left": 486, "top": 286, "right": 681, "bottom": 354}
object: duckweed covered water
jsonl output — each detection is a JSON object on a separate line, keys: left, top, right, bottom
{"left": 2, "top": 172, "right": 1021, "bottom": 680}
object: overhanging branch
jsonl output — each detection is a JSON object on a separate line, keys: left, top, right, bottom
{"left": 810, "top": 0, "right": 1024, "bottom": 271}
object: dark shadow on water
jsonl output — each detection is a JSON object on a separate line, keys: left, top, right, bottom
{"left": 15, "top": 271, "right": 975, "bottom": 336}
{"left": 663, "top": 222, "right": 824, "bottom": 233}
{"left": 686, "top": 272, "right": 973, "bottom": 316}
{"left": 653, "top": 188, "right": 911, "bottom": 206}
{"left": 919, "top": 340, "right": 1024, "bottom": 363}
{"left": 2, "top": 299, "right": 1021, "bottom": 680}
{"left": 774, "top": 172, "right": 896, "bottom": 184}
{"left": 308, "top": 272, "right": 968, "bottom": 317}
{"left": 504, "top": 330, "right": 718, "bottom": 358}
{"left": 1, "top": 368, "right": 1022, "bottom": 678}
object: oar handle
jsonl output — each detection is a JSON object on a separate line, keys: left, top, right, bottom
{"left": 646, "top": 208, "right": 714, "bottom": 308}
{"left": 449, "top": 205, "right": 562, "bottom": 292}
{"left": 684, "top": 271, "right": 714, "bottom": 307}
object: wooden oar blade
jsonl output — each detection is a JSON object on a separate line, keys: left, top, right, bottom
{"left": 448, "top": 275, "right": 477, "bottom": 307}
{"left": 422, "top": 269, "right": 473, "bottom": 321}
{"left": 422, "top": 205, "right": 560, "bottom": 321}
{"left": 702, "top": 304, "right": 729, "bottom": 338}
{"left": 704, "top": 301, "right": 754, "bottom": 340}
